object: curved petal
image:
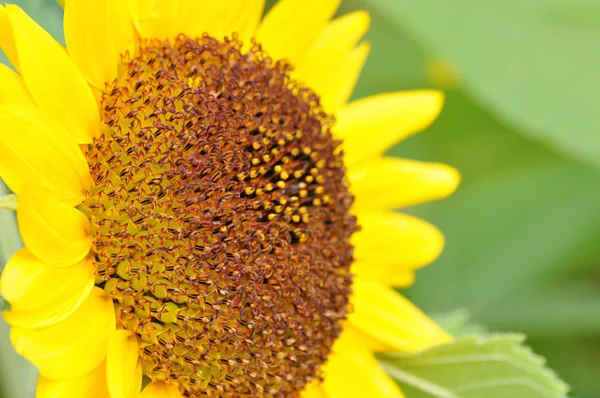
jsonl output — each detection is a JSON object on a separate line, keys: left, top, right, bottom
{"left": 352, "top": 212, "right": 445, "bottom": 271}
{"left": 139, "top": 381, "right": 182, "bottom": 398}
{"left": 127, "top": 0, "right": 190, "bottom": 39}
{"left": 1, "top": 4, "right": 100, "bottom": 143}
{"left": 256, "top": 0, "right": 341, "bottom": 65}
{"left": 107, "top": 330, "right": 142, "bottom": 398}
{"left": 320, "top": 41, "right": 370, "bottom": 112}
{"left": 37, "top": 361, "right": 110, "bottom": 398}
{"left": 352, "top": 263, "right": 415, "bottom": 288}
{"left": 1, "top": 249, "right": 95, "bottom": 329}
{"left": 17, "top": 185, "right": 92, "bottom": 268}
{"left": 295, "top": 11, "right": 370, "bottom": 99}
{"left": 11, "top": 287, "right": 116, "bottom": 380}
{"left": 0, "top": 63, "right": 32, "bottom": 105}
{"left": 0, "top": 7, "right": 19, "bottom": 69}
{"left": 0, "top": 104, "right": 91, "bottom": 206}
{"left": 336, "top": 91, "right": 444, "bottom": 167}
{"left": 349, "top": 279, "right": 451, "bottom": 352}
{"left": 350, "top": 157, "right": 460, "bottom": 210}
{"left": 185, "top": 0, "right": 264, "bottom": 44}
{"left": 129, "top": 362, "right": 143, "bottom": 398}
{"left": 64, "top": 0, "right": 135, "bottom": 89}
{"left": 319, "top": 329, "right": 405, "bottom": 398}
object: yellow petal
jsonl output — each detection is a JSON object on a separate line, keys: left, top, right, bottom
{"left": 256, "top": 0, "right": 341, "bottom": 65}
{"left": 185, "top": 0, "right": 264, "bottom": 44}
{"left": 0, "top": 63, "right": 32, "bottom": 105}
{"left": 301, "top": 381, "right": 327, "bottom": 398}
{"left": 140, "top": 381, "right": 182, "bottom": 398}
{"left": 127, "top": 0, "right": 192, "bottom": 39}
{"left": 0, "top": 6, "right": 19, "bottom": 70}
{"left": 320, "top": 41, "right": 370, "bottom": 112}
{"left": 336, "top": 91, "right": 444, "bottom": 167}
{"left": 319, "top": 329, "right": 405, "bottom": 398}
{"left": 11, "top": 287, "right": 116, "bottom": 380}
{"left": 107, "top": 330, "right": 142, "bottom": 398}
{"left": 349, "top": 279, "right": 451, "bottom": 352}
{"left": 352, "top": 263, "right": 415, "bottom": 288}
{"left": 295, "top": 11, "right": 370, "bottom": 99}
{"left": 0, "top": 103, "right": 91, "bottom": 205}
{"left": 1, "top": 249, "right": 94, "bottom": 329}
{"left": 350, "top": 157, "right": 460, "bottom": 210}
{"left": 64, "top": 0, "right": 135, "bottom": 89}
{"left": 17, "top": 185, "right": 92, "bottom": 268}
{"left": 352, "top": 212, "right": 445, "bottom": 271}
{"left": 1, "top": 4, "right": 100, "bottom": 143}
{"left": 129, "top": 362, "right": 143, "bottom": 398}
{"left": 37, "top": 361, "right": 110, "bottom": 398}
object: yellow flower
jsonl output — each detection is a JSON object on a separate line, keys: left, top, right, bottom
{"left": 0, "top": 1, "right": 459, "bottom": 397}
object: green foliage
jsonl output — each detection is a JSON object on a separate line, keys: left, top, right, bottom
{"left": 366, "top": 0, "right": 600, "bottom": 169}
{"left": 378, "top": 335, "right": 569, "bottom": 398}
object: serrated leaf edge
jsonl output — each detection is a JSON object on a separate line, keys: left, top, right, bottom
{"left": 379, "top": 334, "right": 569, "bottom": 397}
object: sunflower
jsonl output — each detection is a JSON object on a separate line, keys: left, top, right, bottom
{"left": 0, "top": 1, "right": 459, "bottom": 397}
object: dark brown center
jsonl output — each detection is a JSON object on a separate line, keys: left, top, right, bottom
{"left": 82, "top": 35, "right": 357, "bottom": 397}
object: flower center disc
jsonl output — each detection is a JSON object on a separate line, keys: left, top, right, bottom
{"left": 83, "top": 35, "right": 357, "bottom": 396}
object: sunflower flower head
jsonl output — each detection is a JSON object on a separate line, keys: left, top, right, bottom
{"left": 0, "top": 1, "right": 460, "bottom": 397}
{"left": 87, "top": 34, "right": 356, "bottom": 395}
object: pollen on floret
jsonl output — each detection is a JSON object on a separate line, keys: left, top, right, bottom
{"left": 81, "top": 34, "right": 357, "bottom": 397}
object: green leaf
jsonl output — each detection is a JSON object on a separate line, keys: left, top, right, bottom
{"left": 378, "top": 335, "right": 569, "bottom": 398}
{"left": 366, "top": 0, "right": 600, "bottom": 169}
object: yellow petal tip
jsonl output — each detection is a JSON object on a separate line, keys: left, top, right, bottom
{"left": 429, "top": 163, "right": 461, "bottom": 200}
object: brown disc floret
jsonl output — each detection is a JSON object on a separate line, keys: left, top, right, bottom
{"left": 82, "top": 35, "right": 357, "bottom": 397}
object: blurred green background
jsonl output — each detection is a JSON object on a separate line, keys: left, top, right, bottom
{"left": 2, "top": 0, "right": 600, "bottom": 397}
